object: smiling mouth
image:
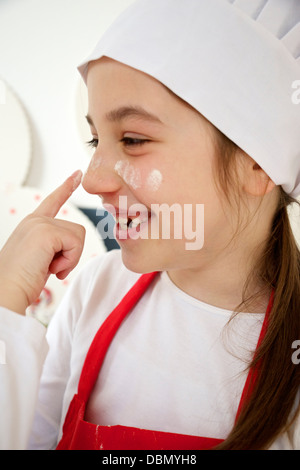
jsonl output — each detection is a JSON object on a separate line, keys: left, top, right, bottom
{"left": 116, "top": 214, "right": 150, "bottom": 231}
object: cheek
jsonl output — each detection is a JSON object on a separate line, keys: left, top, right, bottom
{"left": 115, "top": 160, "right": 164, "bottom": 193}
{"left": 145, "top": 169, "right": 163, "bottom": 192}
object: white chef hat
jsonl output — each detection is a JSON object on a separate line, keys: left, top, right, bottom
{"left": 78, "top": 0, "right": 300, "bottom": 197}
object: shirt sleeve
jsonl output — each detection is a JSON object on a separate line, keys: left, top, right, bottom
{"left": 27, "top": 285, "right": 79, "bottom": 450}
{"left": 28, "top": 254, "right": 106, "bottom": 450}
{"left": 0, "top": 308, "right": 48, "bottom": 450}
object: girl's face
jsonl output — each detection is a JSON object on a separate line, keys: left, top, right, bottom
{"left": 82, "top": 57, "right": 234, "bottom": 273}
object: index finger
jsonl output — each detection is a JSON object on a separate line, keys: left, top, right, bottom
{"left": 33, "top": 170, "right": 83, "bottom": 218}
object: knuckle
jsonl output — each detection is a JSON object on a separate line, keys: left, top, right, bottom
{"left": 73, "top": 223, "right": 86, "bottom": 239}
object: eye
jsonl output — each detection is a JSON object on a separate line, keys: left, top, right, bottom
{"left": 121, "top": 137, "right": 150, "bottom": 147}
{"left": 86, "top": 138, "right": 98, "bottom": 148}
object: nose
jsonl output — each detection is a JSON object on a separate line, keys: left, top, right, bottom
{"left": 82, "top": 150, "right": 122, "bottom": 196}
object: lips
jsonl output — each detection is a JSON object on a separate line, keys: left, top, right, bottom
{"left": 114, "top": 211, "right": 151, "bottom": 240}
{"left": 102, "top": 202, "right": 151, "bottom": 240}
{"left": 116, "top": 214, "right": 150, "bottom": 230}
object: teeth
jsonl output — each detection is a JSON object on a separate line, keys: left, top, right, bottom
{"left": 129, "top": 216, "right": 149, "bottom": 228}
{"left": 130, "top": 217, "right": 144, "bottom": 228}
{"left": 118, "top": 217, "right": 128, "bottom": 230}
{"left": 116, "top": 215, "right": 148, "bottom": 230}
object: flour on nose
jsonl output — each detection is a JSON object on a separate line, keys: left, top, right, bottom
{"left": 90, "top": 156, "right": 102, "bottom": 170}
{"left": 146, "top": 169, "right": 163, "bottom": 191}
{"left": 114, "top": 161, "right": 142, "bottom": 189}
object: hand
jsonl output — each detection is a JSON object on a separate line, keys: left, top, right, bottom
{"left": 0, "top": 170, "right": 86, "bottom": 315}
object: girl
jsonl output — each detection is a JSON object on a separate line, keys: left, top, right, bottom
{"left": 2, "top": 0, "right": 300, "bottom": 450}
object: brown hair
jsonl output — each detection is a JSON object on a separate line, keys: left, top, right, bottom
{"left": 212, "top": 130, "right": 300, "bottom": 450}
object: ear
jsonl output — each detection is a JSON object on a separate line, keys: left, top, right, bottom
{"left": 240, "top": 153, "right": 276, "bottom": 197}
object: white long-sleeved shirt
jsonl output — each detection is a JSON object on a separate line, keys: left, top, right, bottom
{"left": 0, "top": 309, "right": 48, "bottom": 449}
{"left": 26, "top": 249, "right": 300, "bottom": 450}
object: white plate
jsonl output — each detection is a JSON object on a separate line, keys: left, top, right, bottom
{"left": 0, "top": 186, "right": 106, "bottom": 325}
{"left": 0, "top": 78, "right": 32, "bottom": 188}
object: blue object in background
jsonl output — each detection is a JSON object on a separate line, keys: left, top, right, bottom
{"left": 79, "top": 208, "right": 120, "bottom": 252}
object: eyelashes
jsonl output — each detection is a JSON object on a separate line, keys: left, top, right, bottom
{"left": 86, "top": 138, "right": 98, "bottom": 148}
{"left": 86, "top": 137, "right": 150, "bottom": 149}
{"left": 121, "top": 137, "right": 150, "bottom": 147}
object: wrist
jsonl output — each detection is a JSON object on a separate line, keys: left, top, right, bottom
{"left": 0, "top": 281, "right": 29, "bottom": 316}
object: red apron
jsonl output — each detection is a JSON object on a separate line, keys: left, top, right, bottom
{"left": 56, "top": 272, "right": 274, "bottom": 450}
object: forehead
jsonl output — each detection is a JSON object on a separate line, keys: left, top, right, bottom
{"left": 87, "top": 57, "right": 167, "bottom": 102}
{"left": 86, "top": 57, "right": 203, "bottom": 130}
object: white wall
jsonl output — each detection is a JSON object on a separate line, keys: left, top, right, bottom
{"left": 0, "top": 0, "right": 135, "bottom": 208}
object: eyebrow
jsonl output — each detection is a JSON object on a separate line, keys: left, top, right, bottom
{"left": 85, "top": 105, "right": 163, "bottom": 127}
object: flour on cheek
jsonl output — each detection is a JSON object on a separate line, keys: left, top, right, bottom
{"left": 146, "top": 169, "right": 163, "bottom": 191}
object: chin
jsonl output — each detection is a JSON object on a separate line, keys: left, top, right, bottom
{"left": 119, "top": 245, "right": 162, "bottom": 274}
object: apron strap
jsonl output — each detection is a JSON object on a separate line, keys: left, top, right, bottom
{"left": 235, "top": 289, "right": 275, "bottom": 422}
{"left": 77, "top": 271, "right": 158, "bottom": 403}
